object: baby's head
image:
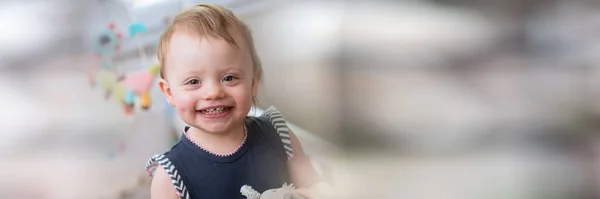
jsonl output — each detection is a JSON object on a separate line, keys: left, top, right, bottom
{"left": 157, "top": 4, "right": 262, "bottom": 133}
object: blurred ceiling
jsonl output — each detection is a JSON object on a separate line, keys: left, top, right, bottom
{"left": 0, "top": 0, "right": 282, "bottom": 72}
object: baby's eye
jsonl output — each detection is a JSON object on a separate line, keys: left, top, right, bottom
{"left": 222, "top": 75, "right": 238, "bottom": 82}
{"left": 186, "top": 79, "right": 200, "bottom": 85}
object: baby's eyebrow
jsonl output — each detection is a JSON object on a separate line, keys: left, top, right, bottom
{"left": 223, "top": 67, "right": 245, "bottom": 74}
{"left": 175, "top": 69, "right": 203, "bottom": 78}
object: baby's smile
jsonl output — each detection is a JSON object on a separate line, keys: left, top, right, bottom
{"left": 196, "top": 105, "right": 234, "bottom": 118}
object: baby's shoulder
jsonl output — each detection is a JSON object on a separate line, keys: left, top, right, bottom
{"left": 247, "top": 106, "right": 288, "bottom": 128}
{"left": 247, "top": 106, "right": 294, "bottom": 159}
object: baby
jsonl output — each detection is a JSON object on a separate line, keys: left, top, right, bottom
{"left": 146, "top": 4, "right": 325, "bottom": 199}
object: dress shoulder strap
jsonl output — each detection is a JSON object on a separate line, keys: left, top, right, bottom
{"left": 261, "top": 106, "right": 293, "bottom": 159}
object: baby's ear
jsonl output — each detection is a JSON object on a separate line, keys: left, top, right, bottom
{"left": 158, "top": 79, "right": 174, "bottom": 106}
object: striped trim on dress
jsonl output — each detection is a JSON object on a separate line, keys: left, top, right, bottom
{"left": 146, "top": 154, "right": 191, "bottom": 199}
{"left": 262, "top": 106, "right": 294, "bottom": 159}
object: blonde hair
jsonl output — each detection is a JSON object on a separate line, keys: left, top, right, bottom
{"left": 157, "top": 4, "right": 262, "bottom": 85}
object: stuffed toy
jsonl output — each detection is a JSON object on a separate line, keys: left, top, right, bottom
{"left": 240, "top": 183, "right": 306, "bottom": 199}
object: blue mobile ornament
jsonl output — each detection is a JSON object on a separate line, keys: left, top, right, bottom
{"left": 128, "top": 22, "right": 148, "bottom": 37}
{"left": 93, "top": 23, "right": 123, "bottom": 60}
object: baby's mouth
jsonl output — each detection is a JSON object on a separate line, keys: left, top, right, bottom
{"left": 197, "top": 106, "right": 233, "bottom": 115}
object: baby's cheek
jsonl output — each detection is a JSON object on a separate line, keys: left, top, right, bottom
{"left": 233, "top": 86, "right": 254, "bottom": 105}
{"left": 173, "top": 94, "right": 197, "bottom": 113}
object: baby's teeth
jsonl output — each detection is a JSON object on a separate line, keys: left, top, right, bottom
{"left": 203, "top": 107, "right": 226, "bottom": 113}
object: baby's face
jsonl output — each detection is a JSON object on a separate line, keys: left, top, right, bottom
{"left": 160, "top": 31, "right": 256, "bottom": 133}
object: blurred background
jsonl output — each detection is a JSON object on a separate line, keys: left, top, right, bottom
{"left": 2, "top": 0, "right": 600, "bottom": 198}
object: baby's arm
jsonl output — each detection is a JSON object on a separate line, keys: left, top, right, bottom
{"left": 287, "top": 129, "right": 320, "bottom": 188}
{"left": 151, "top": 166, "right": 179, "bottom": 199}
{"left": 288, "top": 129, "right": 340, "bottom": 199}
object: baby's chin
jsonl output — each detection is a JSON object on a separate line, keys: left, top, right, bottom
{"left": 187, "top": 117, "right": 245, "bottom": 134}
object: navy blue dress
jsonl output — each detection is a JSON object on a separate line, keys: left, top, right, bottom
{"left": 146, "top": 107, "right": 294, "bottom": 199}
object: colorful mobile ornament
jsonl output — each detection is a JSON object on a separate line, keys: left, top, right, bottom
{"left": 91, "top": 64, "right": 160, "bottom": 115}
{"left": 128, "top": 22, "right": 148, "bottom": 37}
{"left": 93, "top": 22, "right": 123, "bottom": 57}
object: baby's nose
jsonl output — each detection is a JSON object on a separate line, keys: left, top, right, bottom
{"left": 202, "top": 83, "right": 226, "bottom": 100}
